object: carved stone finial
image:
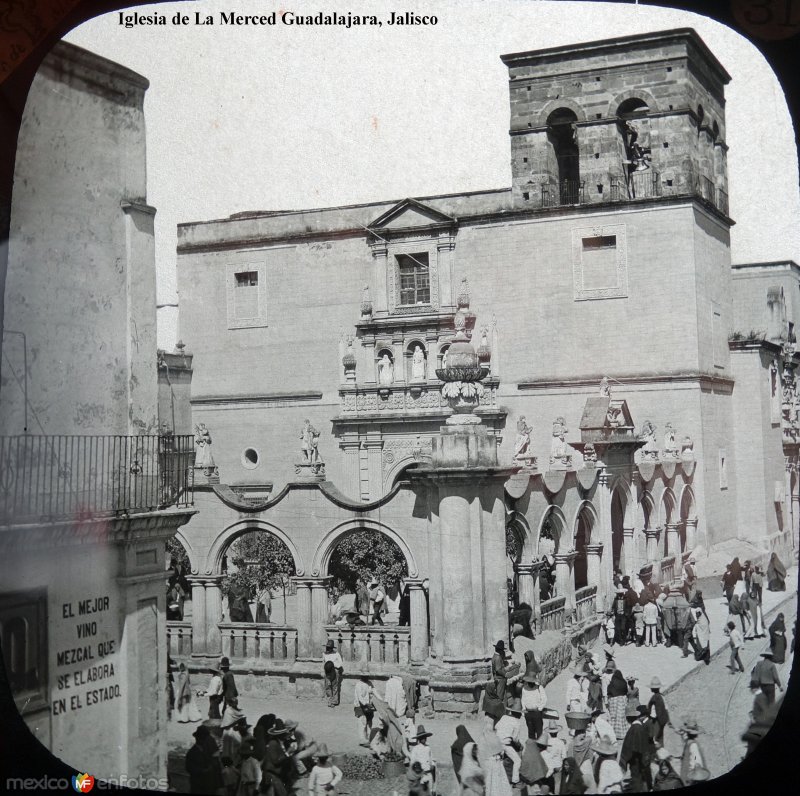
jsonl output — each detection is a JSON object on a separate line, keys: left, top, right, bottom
{"left": 457, "top": 277, "right": 470, "bottom": 309}
{"left": 477, "top": 325, "right": 491, "bottom": 365}
{"left": 360, "top": 283, "right": 373, "bottom": 317}
{"left": 342, "top": 336, "right": 356, "bottom": 380}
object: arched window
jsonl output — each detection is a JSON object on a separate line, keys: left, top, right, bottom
{"left": 546, "top": 108, "right": 581, "bottom": 204}
{"left": 616, "top": 99, "right": 652, "bottom": 194}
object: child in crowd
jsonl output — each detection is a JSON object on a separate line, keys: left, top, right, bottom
{"left": 308, "top": 743, "right": 343, "bottom": 796}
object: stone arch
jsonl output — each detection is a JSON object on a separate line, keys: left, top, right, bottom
{"left": 610, "top": 477, "right": 634, "bottom": 573}
{"left": 535, "top": 98, "right": 587, "bottom": 128}
{"left": 173, "top": 529, "right": 199, "bottom": 575}
{"left": 311, "top": 518, "right": 419, "bottom": 579}
{"left": 507, "top": 510, "right": 532, "bottom": 562}
{"left": 205, "top": 518, "right": 305, "bottom": 576}
{"left": 573, "top": 501, "right": 598, "bottom": 589}
{"left": 606, "top": 89, "right": 660, "bottom": 119}
{"left": 659, "top": 487, "right": 677, "bottom": 556}
{"left": 384, "top": 454, "right": 428, "bottom": 488}
{"left": 538, "top": 504, "right": 568, "bottom": 556}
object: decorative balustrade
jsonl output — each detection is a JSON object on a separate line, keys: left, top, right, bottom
{"left": 660, "top": 556, "right": 676, "bottom": 583}
{"left": 167, "top": 620, "right": 193, "bottom": 657}
{"left": 611, "top": 171, "right": 661, "bottom": 201}
{"left": 219, "top": 623, "right": 298, "bottom": 662}
{"left": 539, "top": 180, "right": 585, "bottom": 208}
{"left": 325, "top": 626, "right": 410, "bottom": 666}
{"left": 574, "top": 585, "right": 598, "bottom": 623}
{"left": 539, "top": 596, "right": 566, "bottom": 632}
{"left": 0, "top": 433, "right": 194, "bottom": 525}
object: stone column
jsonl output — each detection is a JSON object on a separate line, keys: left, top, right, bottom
{"left": 371, "top": 244, "right": 389, "bottom": 313}
{"left": 584, "top": 544, "right": 605, "bottom": 613}
{"left": 554, "top": 551, "right": 578, "bottom": 614}
{"left": 596, "top": 470, "right": 614, "bottom": 606}
{"left": 645, "top": 529, "right": 662, "bottom": 583}
{"left": 294, "top": 578, "right": 313, "bottom": 660}
{"left": 426, "top": 335, "right": 438, "bottom": 382}
{"left": 665, "top": 522, "right": 680, "bottom": 558}
{"left": 685, "top": 518, "right": 698, "bottom": 553}
{"left": 340, "top": 436, "right": 361, "bottom": 500}
{"left": 310, "top": 579, "right": 331, "bottom": 661}
{"left": 188, "top": 577, "right": 207, "bottom": 657}
{"left": 392, "top": 339, "right": 405, "bottom": 384}
{"left": 622, "top": 527, "right": 636, "bottom": 576}
{"left": 204, "top": 576, "right": 224, "bottom": 657}
{"left": 406, "top": 578, "right": 429, "bottom": 664}
{"left": 363, "top": 338, "right": 377, "bottom": 384}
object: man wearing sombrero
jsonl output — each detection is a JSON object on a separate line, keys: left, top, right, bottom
{"left": 495, "top": 697, "right": 524, "bottom": 786}
{"left": 678, "top": 717, "right": 707, "bottom": 784}
{"left": 620, "top": 704, "right": 653, "bottom": 791}
{"left": 262, "top": 718, "right": 299, "bottom": 794}
{"left": 408, "top": 724, "right": 436, "bottom": 793}
{"left": 750, "top": 649, "right": 783, "bottom": 704}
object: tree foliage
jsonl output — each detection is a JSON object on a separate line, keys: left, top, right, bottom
{"left": 222, "top": 532, "right": 296, "bottom": 598}
{"left": 166, "top": 537, "right": 190, "bottom": 576}
{"left": 328, "top": 531, "right": 408, "bottom": 597}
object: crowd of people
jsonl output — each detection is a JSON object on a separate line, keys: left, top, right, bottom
{"left": 176, "top": 552, "right": 792, "bottom": 795}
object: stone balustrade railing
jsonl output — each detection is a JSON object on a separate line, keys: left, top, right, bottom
{"left": 574, "top": 585, "right": 598, "bottom": 623}
{"left": 660, "top": 556, "right": 676, "bottom": 583}
{"left": 539, "top": 596, "right": 566, "bottom": 632}
{"left": 219, "top": 623, "right": 298, "bottom": 662}
{"left": 325, "top": 625, "right": 410, "bottom": 666}
{"left": 167, "top": 620, "right": 193, "bottom": 657}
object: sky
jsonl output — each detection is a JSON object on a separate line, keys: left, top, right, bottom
{"left": 62, "top": 0, "right": 800, "bottom": 349}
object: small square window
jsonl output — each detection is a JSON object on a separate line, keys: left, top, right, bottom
{"left": 522, "top": 191, "right": 530, "bottom": 201}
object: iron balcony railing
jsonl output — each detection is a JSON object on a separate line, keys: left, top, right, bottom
{"left": 540, "top": 180, "right": 585, "bottom": 207}
{"left": 0, "top": 433, "right": 194, "bottom": 526}
{"left": 610, "top": 171, "right": 662, "bottom": 201}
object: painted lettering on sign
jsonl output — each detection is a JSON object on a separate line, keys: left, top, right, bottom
{"left": 52, "top": 594, "right": 121, "bottom": 714}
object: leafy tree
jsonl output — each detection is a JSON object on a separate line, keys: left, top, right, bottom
{"left": 328, "top": 531, "right": 408, "bottom": 598}
{"left": 166, "top": 537, "right": 190, "bottom": 575}
{"left": 506, "top": 524, "right": 521, "bottom": 562}
{"left": 222, "top": 532, "right": 296, "bottom": 620}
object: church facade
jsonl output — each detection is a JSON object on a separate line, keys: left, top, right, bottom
{"left": 171, "top": 29, "right": 798, "bottom": 694}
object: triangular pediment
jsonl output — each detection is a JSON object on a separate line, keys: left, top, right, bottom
{"left": 579, "top": 396, "right": 635, "bottom": 432}
{"left": 370, "top": 198, "right": 456, "bottom": 231}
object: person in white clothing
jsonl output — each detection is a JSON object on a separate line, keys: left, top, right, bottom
{"left": 408, "top": 725, "right": 436, "bottom": 793}
{"left": 353, "top": 675, "right": 374, "bottom": 746}
{"left": 565, "top": 663, "right": 589, "bottom": 713}
{"left": 494, "top": 698, "right": 523, "bottom": 785}
{"left": 206, "top": 666, "right": 224, "bottom": 719}
{"left": 520, "top": 673, "right": 547, "bottom": 740}
{"left": 323, "top": 640, "right": 344, "bottom": 707}
{"left": 590, "top": 709, "right": 617, "bottom": 745}
{"left": 592, "top": 739, "right": 624, "bottom": 794}
{"left": 542, "top": 720, "right": 567, "bottom": 783}
{"left": 308, "top": 743, "right": 343, "bottom": 796}
{"left": 384, "top": 673, "right": 408, "bottom": 718}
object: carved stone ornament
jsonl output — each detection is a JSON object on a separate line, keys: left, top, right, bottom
{"left": 662, "top": 422, "right": 679, "bottom": 459}
{"left": 680, "top": 435, "right": 695, "bottom": 462}
{"left": 299, "top": 419, "right": 323, "bottom": 465}
{"left": 638, "top": 420, "right": 659, "bottom": 461}
{"left": 549, "top": 417, "right": 572, "bottom": 468}
{"left": 599, "top": 377, "right": 611, "bottom": 397}
{"left": 360, "top": 283, "right": 373, "bottom": 317}
{"left": 194, "top": 423, "right": 218, "bottom": 479}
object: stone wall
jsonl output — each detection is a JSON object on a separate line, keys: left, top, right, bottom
{"left": 0, "top": 42, "right": 157, "bottom": 437}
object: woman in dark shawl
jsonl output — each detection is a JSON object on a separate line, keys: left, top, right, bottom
{"left": 523, "top": 649, "right": 542, "bottom": 678}
{"left": 769, "top": 613, "right": 787, "bottom": 663}
{"left": 481, "top": 680, "right": 505, "bottom": 729}
{"left": 653, "top": 755, "right": 684, "bottom": 790}
{"left": 730, "top": 557, "right": 743, "bottom": 583}
{"left": 586, "top": 673, "right": 604, "bottom": 714}
{"left": 559, "top": 756, "right": 587, "bottom": 795}
{"left": 451, "top": 724, "right": 474, "bottom": 783}
{"left": 606, "top": 670, "right": 629, "bottom": 739}
{"left": 511, "top": 602, "right": 534, "bottom": 639}
{"left": 767, "top": 553, "right": 787, "bottom": 591}
{"left": 253, "top": 713, "right": 276, "bottom": 761}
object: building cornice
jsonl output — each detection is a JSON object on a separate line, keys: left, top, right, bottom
{"left": 191, "top": 391, "right": 323, "bottom": 406}
{"left": 517, "top": 372, "right": 735, "bottom": 391}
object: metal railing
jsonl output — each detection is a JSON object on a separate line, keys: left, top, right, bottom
{"left": 611, "top": 171, "right": 661, "bottom": 201}
{"left": 0, "top": 433, "right": 194, "bottom": 525}
{"left": 167, "top": 620, "right": 193, "bottom": 657}
{"left": 219, "top": 622, "right": 298, "bottom": 662}
{"left": 325, "top": 625, "right": 411, "bottom": 665}
{"left": 540, "top": 180, "right": 585, "bottom": 207}
{"left": 539, "top": 596, "right": 566, "bottom": 631}
{"left": 574, "top": 585, "right": 598, "bottom": 623}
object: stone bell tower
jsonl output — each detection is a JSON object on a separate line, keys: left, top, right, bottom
{"left": 501, "top": 29, "right": 731, "bottom": 211}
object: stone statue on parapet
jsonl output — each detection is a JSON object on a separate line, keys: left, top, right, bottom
{"left": 638, "top": 420, "right": 659, "bottom": 461}
{"left": 378, "top": 353, "right": 394, "bottom": 386}
{"left": 550, "top": 417, "right": 572, "bottom": 468}
{"left": 599, "top": 376, "right": 611, "bottom": 397}
{"left": 663, "top": 423, "right": 679, "bottom": 458}
{"left": 300, "top": 419, "right": 321, "bottom": 464}
{"left": 514, "top": 416, "right": 533, "bottom": 460}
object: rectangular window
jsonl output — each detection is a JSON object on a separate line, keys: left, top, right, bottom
{"left": 582, "top": 235, "right": 617, "bottom": 250}
{"left": 397, "top": 253, "right": 431, "bottom": 306}
{"left": 0, "top": 589, "right": 48, "bottom": 715}
{"left": 233, "top": 270, "right": 260, "bottom": 319}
